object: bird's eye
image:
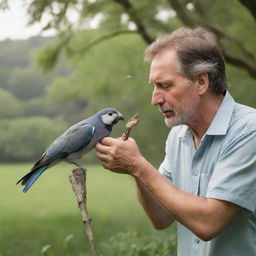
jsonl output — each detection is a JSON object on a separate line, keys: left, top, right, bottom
{"left": 108, "top": 112, "right": 113, "bottom": 116}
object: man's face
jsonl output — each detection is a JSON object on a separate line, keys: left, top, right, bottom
{"left": 149, "top": 49, "right": 200, "bottom": 128}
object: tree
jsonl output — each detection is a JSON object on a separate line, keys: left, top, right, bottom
{"left": 8, "top": 67, "right": 48, "bottom": 100}
{"left": 0, "top": 88, "right": 23, "bottom": 118}
{"left": 17, "top": 0, "right": 255, "bottom": 80}
{"left": 0, "top": 117, "right": 67, "bottom": 162}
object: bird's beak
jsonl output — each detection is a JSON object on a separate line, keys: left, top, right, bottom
{"left": 113, "top": 112, "right": 124, "bottom": 124}
{"left": 117, "top": 112, "right": 124, "bottom": 121}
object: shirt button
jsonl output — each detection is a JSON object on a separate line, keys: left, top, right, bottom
{"left": 192, "top": 170, "right": 198, "bottom": 176}
{"left": 195, "top": 238, "right": 200, "bottom": 244}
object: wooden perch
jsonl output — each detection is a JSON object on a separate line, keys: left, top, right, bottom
{"left": 69, "top": 168, "right": 99, "bottom": 256}
{"left": 121, "top": 112, "right": 140, "bottom": 140}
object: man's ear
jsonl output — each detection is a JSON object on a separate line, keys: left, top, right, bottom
{"left": 196, "top": 73, "right": 209, "bottom": 95}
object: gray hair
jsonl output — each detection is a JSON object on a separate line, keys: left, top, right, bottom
{"left": 144, "top": 27, "right": 227, "bottom": 95}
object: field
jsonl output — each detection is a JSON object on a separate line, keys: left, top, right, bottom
{"left": 0, "top": 163, "right": 176, "bottom": 256}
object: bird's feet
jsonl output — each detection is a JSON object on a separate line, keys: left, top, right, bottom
{"left": 72, "top": 161, "right": 86, "bottom": 172}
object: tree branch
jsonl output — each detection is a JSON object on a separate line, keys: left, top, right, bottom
{"left": 224, "top": 52, "right": 256, "bottom": 79}
{"left": 112, "top": 0, "right": 154, "bottom": 44}
{"left": 121, "top": 113, "right": 140, "bottom": 140}
{"left": 192, "top": 2, "right": 255, "bottom": 62}
{"left": 238, "top": 0, "right": 256, "bottom": 19}
{"left": 70, "top": 30, "right": 137, "bottom": 54}
{"left": 166, "top": 0, "right": 195, "bottom": 27}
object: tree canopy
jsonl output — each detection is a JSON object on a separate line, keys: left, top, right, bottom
{"left": 16, "top": 0, "right": 255, "bottom": 80}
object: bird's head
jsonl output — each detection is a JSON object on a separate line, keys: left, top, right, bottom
{"left": 99, "top": 108, "right": 124, "bottom": 127}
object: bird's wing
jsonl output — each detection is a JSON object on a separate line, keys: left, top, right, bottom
{"left": 45, "top": 123, "right": 95, "bottom": 160}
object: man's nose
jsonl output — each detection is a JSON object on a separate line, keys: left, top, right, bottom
{"left": 151, "top": 87, "right": 164, "bottom": 106}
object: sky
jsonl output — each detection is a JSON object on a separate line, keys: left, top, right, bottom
{"left": 0, "top": 1, "right": 56, "bottom": 41}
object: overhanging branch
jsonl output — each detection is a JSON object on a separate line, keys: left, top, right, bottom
{"left": 70, "top": 30, "right": 137, "bottom": 54}
{"left": 239, "top": 0, "right": 256, "bottom": 19}
{"left": 112, "top": 0, "right": 154, "bottom": 44}
{"left": 166, "top": 0, "right": 195, "bottom": 27}
{"left": 224, "top": 52, "right": 256, "bottom": 79}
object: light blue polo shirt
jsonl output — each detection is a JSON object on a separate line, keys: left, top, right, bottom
{"left": 159, "top": 91, "right": 256, "bottom": 256}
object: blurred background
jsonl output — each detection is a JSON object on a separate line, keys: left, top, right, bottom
{"left": 0, "top": 0, "right": 255, "bottom": 255}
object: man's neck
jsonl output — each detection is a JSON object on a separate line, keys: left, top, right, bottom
{"left": 189, "top": 93, "right": 224, "bottom": 149}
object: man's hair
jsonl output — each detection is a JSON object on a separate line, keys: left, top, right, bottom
{"left": 144, "top": 27, "right": 227, "bottom": 95}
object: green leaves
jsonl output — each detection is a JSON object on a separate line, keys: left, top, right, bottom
{"left": 103, "top": 231, "right": 177, "bottom": 256}
{"left": 0, "top": 117, "right": 66, "bottom": 162}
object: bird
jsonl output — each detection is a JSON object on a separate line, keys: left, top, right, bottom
{"left": 17, "top": 108, "right": 124, "bottom": 193}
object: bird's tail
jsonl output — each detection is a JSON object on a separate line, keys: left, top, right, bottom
{"left": 17, "top": 165, "right": 48, "bottom": 193}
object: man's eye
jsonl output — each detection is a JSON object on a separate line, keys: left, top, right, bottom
{"left": 161, "top": 83, "right": 172, "bottom": 89}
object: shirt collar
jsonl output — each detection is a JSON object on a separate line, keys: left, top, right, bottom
{"left": 178, "top": 125, "right": 192, "bottom": 138}
{"left": 206, "top": 91, "right": 235, "bottom": 135}
{"left": 178, "top": 91, "right": 235, "bottom": 138}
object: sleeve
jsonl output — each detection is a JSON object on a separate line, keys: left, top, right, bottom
{"left": 206, "top": 131, "right": 256, "bottom": 212}
{"left": 159, "top": 133, "right": 173, "bottom": 182}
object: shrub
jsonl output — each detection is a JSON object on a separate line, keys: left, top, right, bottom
{"left": 102, "top": 231, "right": 177, "bottom": 256}
{"left": 0, "top": 117, "right": 67, "bottom": 162}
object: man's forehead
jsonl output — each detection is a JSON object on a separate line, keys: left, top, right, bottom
{"left": 153, "top": 48, "right": 177, "bottom": 62}
{"left": 149, "top": 49, "right": 178, "bottom": 81}
{"left": 150, "top": 49, "right": 177, "bottom": 71}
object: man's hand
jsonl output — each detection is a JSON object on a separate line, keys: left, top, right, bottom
{"left": 95, "top": 137, "right": 143, "bottom": 175}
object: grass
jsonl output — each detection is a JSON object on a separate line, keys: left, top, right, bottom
{"left": 0, "top": 163, "right": 176, "bottom": 256}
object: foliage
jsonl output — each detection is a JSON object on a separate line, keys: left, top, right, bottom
{"left": 37, "top": 38, "right": 70, "bottom": 72}
{"left": 0, "top": 88, "right": 23, "bottom": 118}
{"left": 0, "top": 117, "right": 67, "bottom": 162}
{"left": 103, "top": 231, "right": 177, "bottom": 256}
{"left": 8, "top": 67, "right": 48, "bottom": 100}
{"left": 22, "top": 0, "right": 256, "bottom": 79}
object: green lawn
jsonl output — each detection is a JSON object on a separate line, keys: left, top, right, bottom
{"left": 0, "top": 163, "right": 176, "bottom": 256}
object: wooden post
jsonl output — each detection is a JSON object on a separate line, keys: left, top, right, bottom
{"left": 69, "top": 168, "right": 99, "bottom": 256}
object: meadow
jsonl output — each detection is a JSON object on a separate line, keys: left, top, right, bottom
{"left": 0, "top": 163, "right": 176, "bottom": 256}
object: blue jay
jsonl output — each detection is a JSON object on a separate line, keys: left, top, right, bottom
{"left": 17, "top": 108, "right": 124, "bottom": 193}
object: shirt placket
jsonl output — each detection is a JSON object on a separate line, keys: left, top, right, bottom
{"left": 189, "top": 137, "right": 208, "bottom": 255}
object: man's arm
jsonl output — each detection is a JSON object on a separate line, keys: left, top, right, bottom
{"left": 134, "top": 157, "right": 240, "bottom": 241}
{"left": 135, "top": 178, "right": 175, "bottom": 229}
{"left": 96, "top": 137, "right": 240, "bottom": 241}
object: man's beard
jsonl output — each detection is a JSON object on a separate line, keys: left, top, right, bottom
{"left": 160, "top": 105, "right": 196, "bottom": 128}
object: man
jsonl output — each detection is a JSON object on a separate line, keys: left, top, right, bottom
{"left": 95, "top": 27, "right": 256, "bottom": 256}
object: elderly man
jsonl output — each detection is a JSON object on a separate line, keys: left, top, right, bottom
{"left": 96, "top": 27, "right": 256, "bottom": 256}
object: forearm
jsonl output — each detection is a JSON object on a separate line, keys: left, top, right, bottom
{"left": 133, "top": 157, "right": 240, "bottom": 241}
{"left": 135, "top": 178, "right": 175, "bottom": 229}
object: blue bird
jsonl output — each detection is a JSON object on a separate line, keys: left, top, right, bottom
{"left": 17, "top": 108, "right": 124, "bottom": 193}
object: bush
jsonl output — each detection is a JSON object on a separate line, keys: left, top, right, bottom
{"left": 0, "top": 117, "right": 67, "bottom": 162}
{"left": 102, "top": 231, "right": 177, "bottom": 256}
{"left": 0, "top": 88, "right": 23, "bottom": 118}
